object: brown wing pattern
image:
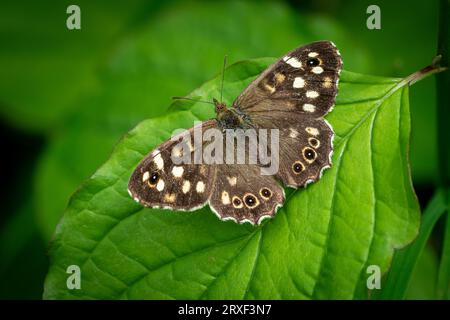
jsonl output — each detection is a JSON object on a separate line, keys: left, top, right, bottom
{"left": 276, "top": 117, "right": 334, "bottom": 188}
{"left": 209, "top": 164, "right": 285, "bottom": 224}
{"left": 234, "top": 41, "right": 342, "bottom": 120}
{"left": 129, "top": 41, "right": 342, "bottom": 225}
{"left": 128, "top": 120, "right": 217, "bottom": 211}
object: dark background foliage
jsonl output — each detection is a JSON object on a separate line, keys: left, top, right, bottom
{"left": 0, "top": 0, "right": 445, "bottom": 299}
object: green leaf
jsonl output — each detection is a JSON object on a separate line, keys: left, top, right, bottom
{"left": 376, "top": 190, "right": 447, "bottom": 299}
{"left": 405, "top": 243, "right": 439, "bottom": 300}
{"left": 43, "top": 58, "right": 420, "bottom": 299}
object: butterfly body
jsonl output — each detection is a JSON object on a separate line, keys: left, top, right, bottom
{"left": 214, "top": 100, "right": 252, "bottom": 130}
{"left": 129, "top": 41, "right": 342, "bottom": 225}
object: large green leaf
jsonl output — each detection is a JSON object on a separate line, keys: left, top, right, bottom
{"left": 44, "top": 58, "right": 420, "bottom": 299}
{"left": 376, "top": 190, "right": 447, "bottom": 299}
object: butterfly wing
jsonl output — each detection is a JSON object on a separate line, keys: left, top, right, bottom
{"left": 233, "top": 40, "right": 342, "bottom": 120}
{"left": 232, "top": 41, "right": 341, "bottom": 188}
{"left": 209, "top": 164, "right": 284, "bottom": 225}
{"left": 128, "top": 120, "right": 216, "bottom": 211}
{"left": 129, "top": 119, "right": 285, "bottom": 224}
{"left": 276, "top": 117, "right": 334, "bottom": 188}
{"left": 128, "top": 41, "right": 342, "bottom": 222}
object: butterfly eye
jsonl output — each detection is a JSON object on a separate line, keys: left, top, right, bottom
{"left": 148, "top": 172, "right": 160, "bottom": 186}
{"left": 232, "top": 196, "right": 243, "bottom": 208}
{"left": 260, "top": 188, "right": 272, "bottom": 200}
{"left": 308, "top": 138, "right": 320, "bottom": 148}
{"left": 243, "top": 194, "right": 259, "bottom": 208}
{"left": 292, "top": 161, "right": 305, "bottom": 174}
{"left": 307, "top": 58, "right": 320, "bottom": 67}
{"left": 303, "top": 148, "right": 317, "bottom": 162}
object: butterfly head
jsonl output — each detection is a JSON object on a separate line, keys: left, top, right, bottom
{"left": 213, "top": 98, "right": 227, "bottom": 114}
{"left": 213, "top": 98, "right": 248, "bottom": 129}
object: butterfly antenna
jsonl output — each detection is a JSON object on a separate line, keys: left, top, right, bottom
{"left": 172, "top": 96, "right": 214, "bottom": 105}
{"left": 220, "top": 55, "right": 227, "bottom": 103}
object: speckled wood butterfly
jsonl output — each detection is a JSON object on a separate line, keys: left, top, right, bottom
{"left": 128, "top": 41, "right": 342, "bottom": 225}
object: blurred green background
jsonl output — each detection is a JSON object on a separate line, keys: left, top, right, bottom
{"left": 0, "top": 0, "right": 444, "bottom": 299}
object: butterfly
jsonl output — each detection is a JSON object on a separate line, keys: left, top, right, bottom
{"left": 128, "top": 41, "right": 342, "bottom": 225}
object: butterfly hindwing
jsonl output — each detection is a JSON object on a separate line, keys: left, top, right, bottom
{"left": 276, "top": 116, "right": 334, "bottom": 188}
{"left": 209, "top": 164, "right": 285, "bottom": 224}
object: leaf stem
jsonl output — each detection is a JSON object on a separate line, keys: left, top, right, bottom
{"left": 395, "top": 57, "right": 447, "bottom": 89}
{"left": 381, "top": 57, "right": 446, "bottom": 106}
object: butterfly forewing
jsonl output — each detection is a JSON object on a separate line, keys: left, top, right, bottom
{"left": 128, "top": 121, "right": 216, "bottom": 211}
{"left": 233, "top": 41, "right": 342, "bottom": 119}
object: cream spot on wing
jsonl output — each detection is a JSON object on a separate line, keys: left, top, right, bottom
{"left": 154, "top": 153, "right": 164, "bottom": 170}
{"left": 128, "top": 189, "right": 132, "bottom": 197}
{"left": 264, "top": 83, "right": 276, "bottom": 94}
{"left": 171, "top": 146, "right": 182, "bottom": 158}
{"left": 306, "top": 127, "right": 320, "bottom": 136}
{"left": 283, "top": 56, "right": 302, "bottom": 68}
{"left": 199, "top": 165, "right": 207, "bottom": 175}
{"left": 323, "top": 77, "right": 333, "bottom": 88}
{"left": 274, "top": 73, "right": 286, "bottom": 83}
{"left": 308, "top": 52, "right": 319, "bottom": 57}
{"left": 142, "top": 171, "right": 150, "bottom": 182}
{"left": 293, "top": 77, "right": 305, "bottom": 88}
{"left": 227, "top": 176, "right": 237, "bottom": 186}
{"left": 182, "top": 180, "right": 191, "bottom": 194}
{"left": 221, "top": 191, "right": 230, "bottom": 205}
{"left": 164, "top": 193, "right": 176, "bottom": 203}
{"left": 156, "top": 179, "right": 165, "bottom": 192}
{"left": 150, "top": 149, "right": 160, "bottom": 157}
{"left": 306, "top": 90, "right": 319, "bottom": 98}
{"left": 171, "top": 166, "right": 184, "bottom": 178}
{"left": 196, "top": 181, "right": 205, "bottom": 193}
{"left": 312, "top": 66, "right": 324, "bottom": 74}
{"left": 303, "top": 104, "right": 316, "bottom": 112}
{"left": 289, "top": 128, "right": 299, "bottom": 138}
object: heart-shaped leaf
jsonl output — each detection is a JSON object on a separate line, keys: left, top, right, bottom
{"left": 43, "top": 58, "right": 420, "bottom": 299}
